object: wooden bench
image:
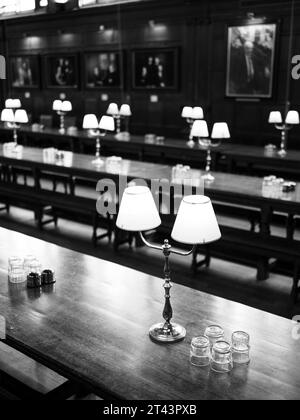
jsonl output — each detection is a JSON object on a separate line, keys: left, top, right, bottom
{"left": 0, "top": 182, "right": 113, "bottom": 247}
{"left": 0, "top": 341, "right": 71, "bottom": 400}
{"left": 193, "top": 226, "right": 300, "bottom": 303}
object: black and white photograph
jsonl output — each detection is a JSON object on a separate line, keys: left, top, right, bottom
{"left": 226, "top": 23, "right": 277, "bottom": 98}
{"left": 132, "top": 48, "right": 178, "bottom": 89}
{"left": 0, "top": 0, "right": 300, "bottom": 407}
{"left": 10, "top": 55, "right": 39, "bottom": 88}
{"left": 85, "top": 51, "right": 121, "bottom": 88}
{"left": 45, "top": 54, "right": 78, "bottom": 88}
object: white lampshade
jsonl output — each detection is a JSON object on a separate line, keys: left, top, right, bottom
{"left": 268, "top": 111, "right": 282, "bottom": 124}
{"left": 191, "top": 120, "right": 209, "bottom": 138}
{"left": 117, "top": 186, "right": 161, "bottom": 232}
{"left": 192, "top": 107, "right": 204, "bottom": 120}
{"left": 181, "top": 106, "right": 193, "bottom": 119}
{"left": 285, "top": 110, "right": 300, "bottom": 125}
{"left": 5, "top": 99, "right": 13, "bottom": 109}
{"left": 14, "top": 109, "right": 29, "bottom": 124}
{"left": 12, "top": 99, "right": 21, "bottom": 109}
{"left": 61, "top": 101, "right": 72, "bottom": 113}
{"left": 1, "top": 109, "right": 15, "bottom": 123}
{"left": 107, "top": 103, "right": 119, "bottom": 116}
{"left": 83, "top": 114, "right": 99, "bottom": 130}
{"left": 120, "top": 104, "right": 132, "bottom": 117}
{"left": 99, "top": 115, "right": 115, "bottom": 132}
{"left": 171, "top": 195, "right": 221, "bottom": 245}
{"left": 211, "top": 122, "right": 231, "bottom": 139}
{"left": 53, "top": 100, "right": 62, "bottom": 111}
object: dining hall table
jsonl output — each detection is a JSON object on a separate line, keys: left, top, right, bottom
{"left": 0, "top": 227, "right": 299, "bottom": 400}
{"left": 1, "top": 124, "right": 300, "bottom": 177}
{"left": 0, "top": 146, "right": 299, "bottom": 237}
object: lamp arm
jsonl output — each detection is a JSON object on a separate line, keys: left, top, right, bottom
{"left": 171, "top": 246, "right": 196, "bottom": 257}
{"left": 139, "top": 232, "right": 163, "bottom": 252}
{"left": 139, "top": 232, "right": 195, "bottom": 256}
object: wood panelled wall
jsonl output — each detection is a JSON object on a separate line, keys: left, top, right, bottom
{"left": 1, "top": 0, "right": 300, "bottom": 147}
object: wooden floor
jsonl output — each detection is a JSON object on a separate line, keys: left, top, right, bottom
{"left": 0, "top": 206, "right": 299, "bottom": 320}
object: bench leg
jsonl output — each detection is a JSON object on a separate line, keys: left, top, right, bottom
{"left": 287, "top": 214, "right": 295, "bottom": 241}
{"left": 257, "top": 257, "right": 269, "bottom": 281}
{"left": 192, "top": 245, "right": 211, "bottom": 276}
{"left": 291, "top": 262, "right": 300, "bottom": 304}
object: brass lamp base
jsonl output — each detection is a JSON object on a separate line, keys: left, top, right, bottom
{"left": 149, "top": 322, "right": 186, "bottom": 344}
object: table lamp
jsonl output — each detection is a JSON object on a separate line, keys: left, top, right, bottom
{"left": 5, "top": 99, "right": 21, "bottom": 110}
{"left": 1, "top": 107, "right": 29, "bottom": 144}
{"left": 268, "top": 110, "right": 300, "bottom": 157}
{"left": 53, "top": 100, "right": 72, "bottom": 134}
{"left": 83, "top": 114, "right": 115, "bottom": 166}
{"left": 117, "top": 187, "right": 221, "bottom": 344}
{"left": 191, "top": 121, "right": 230, "bottom": 182}
{"left": 181, "top": 106, "right": 204, "bottom": 147}
{"left": 107, "top": 103, "right": 132, "bottom": 137}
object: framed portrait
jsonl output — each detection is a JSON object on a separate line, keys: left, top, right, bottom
{"left": 84, "top": 51, "right": 122, "bottom": 89}
{"left": 44, "top": 54, "right": 79, "bottom": 89}
{"left": 132, "top": 48, "right": 179, "bottom": 90}
{"left": 226, "top": 23, "right": 277, "bottom": 99}
{"left": 10, "top": 55, "right": 40, "bottom": 89}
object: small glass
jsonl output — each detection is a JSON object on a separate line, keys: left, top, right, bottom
{"left": 211, "top": 340, "right": 233, "bottom": 373}
{"left": 8, "top": 256, "right": 23, "bottom": 273}
{"left": 24, "top": 255, "right": 38, "bottom": 274}
{"left": 204, "top": 325, "right": 224, "bottom": 348}
{"left": 190, "top": 336, "right": 211, "bottom": 367}
{"left": 232, "top": 331, "right": 250, "bottom": 365}
{"left": 28, "top": 261, "right": 42, "bottom": 275}
{"left": 9, "top": 263, "right": 26, "bottom": 284}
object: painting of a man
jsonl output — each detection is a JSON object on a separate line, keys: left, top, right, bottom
{"left": 226, "top": 23, "right": 277, "bottom": 98}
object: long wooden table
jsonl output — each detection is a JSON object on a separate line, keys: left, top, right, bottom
{"left": 0, "top": 228, "right": 300, "bottom": 400}
{"left": 2, "top": 125, "right": 300, "bottom": 177}
{"left": 0, "top": 146, "right": 300, "bottom": 237}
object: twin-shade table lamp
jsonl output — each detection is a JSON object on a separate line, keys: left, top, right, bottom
{"left": 191, "top": 121, "right": 231, "bottom": 182}
{"left": 1, "top": 99, "right": 29, "bottom": 145}
{"left": 107, "top": 103, "right": 132, "bottom": 136}
{"left": 52, "top": 100, "right": 72, "bottom": 134}
{"left": 117, "top": 186, "right": 221, "bottom": 344}
{"left": 181, "top": 106, "right": 204, "bottom": 147}
{"left": 83, "top": 114, "right": 115, "bottom": 166}
{"left": 268, "top": 110, "right": 300, "bottom": 157}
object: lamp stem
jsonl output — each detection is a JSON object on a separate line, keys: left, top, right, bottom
{"left": 116, "top": 116, "right": 121, "bottom": 134}
{"left": 59, "top": 113, "right": 65, "bottom": 134}
{"left": 95, "top": 136, "right": 101, "bottom": 159}
{"left": 279, "top": 126, "right": 288, "bottom": 157}
{"left": 13, "top": 126, "right": 18, "bottom": 145}
{"left": 138, "top": 233, "right": 191, "bottom": 343}
{"left": 162, "top": 240, "right": 173, "bottom": 332}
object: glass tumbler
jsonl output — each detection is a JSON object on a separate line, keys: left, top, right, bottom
{"left": 232, "top": 331, "right": 250, "bottom": 365}
{"left": 24, "top": 255, "right": 38, "bottom": 274}
{"left": 8, "top": 256, "right": 23, "bottom": 274}
{"left": 190, "top": 336, "right": 211, "bottom": 367}
{"left": 211, "top": 341, "right": 233, "bottom": 373}
{"left": 204, "top": 325, "right": 224, "bottom": 348}
{"left": 9, "top": 262, "right": 26, "bottom": 284}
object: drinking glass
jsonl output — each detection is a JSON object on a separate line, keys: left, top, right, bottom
{"left": 9, "top": 263, "right": 26, "bottom": 284}
{"left": 211, "top": 340, "right": 233, "bottom": 373}
{"left": 232, "top": 331, "right": 250, "bottom": 365}
{"left": 204, "top": 325, "right": 224, "bottom": 348}
{"left": 190, "top": 336, "right": 211, "bottom": 367}
{"left": 24, "top": 255, "right": 39, "bottom": 274}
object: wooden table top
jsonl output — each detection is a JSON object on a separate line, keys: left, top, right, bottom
{"left": 1, "top": 146, "right": 300, "bottom": 210}
{"left": 0, "top": 227, "right": 299, "bottom": 400}
{"left": 2, "top": 124, "right": 300, "bottom": 163}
